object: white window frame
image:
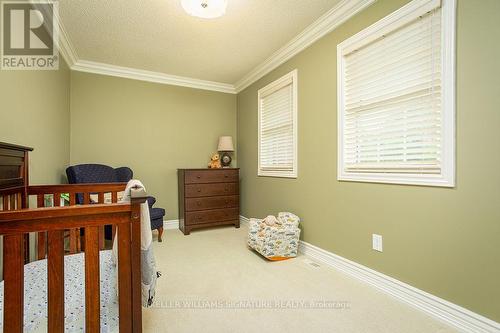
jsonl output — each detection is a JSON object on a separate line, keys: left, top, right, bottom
{"left": 258, "top": 69, "right": 298, "bottom": 178}
{"left": 337, "top": 0, "right": 456, "bottom": 187}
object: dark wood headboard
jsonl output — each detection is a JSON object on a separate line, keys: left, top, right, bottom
{"left": 0, "top": 141, "right": 33, "bottom": 209}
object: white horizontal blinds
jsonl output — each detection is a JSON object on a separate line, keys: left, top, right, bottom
{"left": 260, "top": 81, "right": 294, "bottom": 171}
{"left": 343, "top": 7, "right": 442, "bottom": 174}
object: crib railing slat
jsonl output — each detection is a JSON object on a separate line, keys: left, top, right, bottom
{"left": 48, "top": 230, "right": 65, "bottom": 332}
{"left": 38, "top": 232, "right": 47, "bottom": 259}
{"left": 85, "top": 226, "right": 101, "bottom": 332}
{"left": 112, "top": 193, "right": 118, "bottom": 240}
{"left": 37, "top": 194, "right": 44, "bottom": 207}
{"left": 3, "top": 195, "right": 8, "bottom": 210}
{"left": 112, "top": 192, "right": 118, "bottom": 244}
{"left": 98, "top": 192, "right": 106, "bottom": 249}
{"left": 99, "top": 227, "right": 105, "bottom": 249}
{"left": 37, "top": 194, "right": 47, "bottom": 259}
{"left": 10, "top": 194, "right": 16, "bottom": 210}
{"left": 69, "top": 192, "right": 76, "bottom": 206}
{"left": 3, "top": 234, "right": 24, "bottom": 333}
{"left": 53, "top": 192, "right": 60, "bottom": 207}
{"left": 112, "top": 191, "right": 118, "bottom": 203}
{"left": 84, "top": 192, "right": 90, "bottom": 205}
{"left": 118, "top": 222, "right": 133, "bottom": 333}
{"left": 68, "top": 193, "right": 79, "bottom": 253}
{"left": 17, "top": 193, "right": 22, "bottom": 209}
{"left": 77, "top": 229, "right": 82, "bottom": 252}
{"left": 69, "top": 228, "right": 78, "bottom": 253}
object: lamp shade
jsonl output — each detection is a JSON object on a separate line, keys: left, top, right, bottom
{"left": 217, "top": 136, "right": 234, "bottom": 152}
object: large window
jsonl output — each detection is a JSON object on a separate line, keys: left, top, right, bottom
{"left": 337, "top": 0, "right": 455, "bottom": 187}
{"left": 258, "top": 70, "right": 298, "bottom": 178}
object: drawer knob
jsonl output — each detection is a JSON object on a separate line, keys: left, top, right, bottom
{"left": 197, "top": 175, "right": 201, "bottom": 179}
{"left": 197, "top": 201, "right": 201, "bottom": 206}
{"left": 197, "top": 188, "right": 201, "bottom": 192}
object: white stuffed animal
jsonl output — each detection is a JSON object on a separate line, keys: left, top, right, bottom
{"left": 263, "top": 215, "right": 280, "bottom": 226}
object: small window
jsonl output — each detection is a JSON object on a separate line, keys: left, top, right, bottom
{"left": 258, "top": 69, "right": 298, "bottom": 178}
{"left": 337, "top": 0, "right": 455, "bottom": 187}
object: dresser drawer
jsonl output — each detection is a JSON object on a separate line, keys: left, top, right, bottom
{"left": 185, "top": 183, "right": 238, "bottom": 197}
{"left": 185, "top": 169, "right": 238, "bottom": 184}
{"left": 185, "top": 208, "right": 239, "bottom": 225}
{"left": 185, "top": 195, "right": 239, "bottom": 211}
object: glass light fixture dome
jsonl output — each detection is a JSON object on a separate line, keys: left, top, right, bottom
{"left": 181, "top": 0, "right": 228, "bottom": 19}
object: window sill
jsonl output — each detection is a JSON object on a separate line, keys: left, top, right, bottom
{"left": 258, "top": 170, "right": 297, "bottom": 179}
{"left": 337, "top": 173, "right": 455, "bottom": 188}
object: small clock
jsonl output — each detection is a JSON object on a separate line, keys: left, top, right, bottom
{"left": 221, "top": 152, "right": 232, "bottom": 167}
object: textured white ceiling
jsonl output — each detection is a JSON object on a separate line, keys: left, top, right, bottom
{"left": 59, "top": 0, "right": 340, "bottom": 84}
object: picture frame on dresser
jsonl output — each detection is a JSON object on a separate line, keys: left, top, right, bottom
{"left": 178, "top": 168, "right": 240, "bottom": 235}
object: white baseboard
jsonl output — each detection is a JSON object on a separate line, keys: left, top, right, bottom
{"left": 239, "top": 215, "right": 249, "bottom": 224}
{"left": 238, "top": 216, "right": 499, "bottom": 332}
{"left": 163, "top": 219, "right": 179, "bottom": 230}
{"left": 299, "top": 241, "right": 500, "bottom": 333}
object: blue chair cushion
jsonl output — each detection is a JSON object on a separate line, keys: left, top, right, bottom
{"left": 150, "top": 207, "right": 165, "bottom": 221}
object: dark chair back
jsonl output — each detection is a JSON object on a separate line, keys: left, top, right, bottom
{"left": 65, "top": 164, "right": 134, "bottom": 240}
{"left": 66, "top": 164, "right": 134, "bottom": 204}
{"left": 115, "top": 167, "right": 133, "bottom": 182}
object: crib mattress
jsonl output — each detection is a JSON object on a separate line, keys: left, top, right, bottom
{"left": 0, "top": 250, "right": 119, "bottom": 333}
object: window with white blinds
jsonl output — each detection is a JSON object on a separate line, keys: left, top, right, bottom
{"left": 337, "top": 0, "right": 455, "bottom": 187}
{"left": 258, "top": 70, "right": 298, "bottom": 178}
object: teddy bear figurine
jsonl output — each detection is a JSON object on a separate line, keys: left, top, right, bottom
{"left": 208, "top": 153, "right": 222, "bottom": 169}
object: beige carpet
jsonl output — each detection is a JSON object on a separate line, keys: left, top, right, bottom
{"left": 143, "top": 224, "right": 456, "bottom": 333}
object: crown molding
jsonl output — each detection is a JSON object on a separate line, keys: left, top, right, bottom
{"left": 46, "top": 0, "right": 375, "bottom": 94}
{"left": 30, "top": 0, "right": 78, "bottom": 67}
{"left": 57, "top": 16, "right": 78, "bottom": 68}
{"left": 234, "top": 0, "right": 376, "bottom": 93}
{"left": 35, "top": 1, "right": 235, "bottom": 93}
{"left": 71, "top": 60, "right": 237, "bottom": 94}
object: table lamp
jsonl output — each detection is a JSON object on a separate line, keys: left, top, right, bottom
{"left": 217, "top": 136, "right": 234, "bottom": 167}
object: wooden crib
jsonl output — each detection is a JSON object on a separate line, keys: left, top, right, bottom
{"left": 0, "top": 142, "right": 144, "bottom": 333}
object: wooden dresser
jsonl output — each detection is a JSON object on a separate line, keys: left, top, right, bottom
{"left": 178, "top": 168, "right": 239, "bottom": 235}
{"left": 0, "top": 142, "right": 33, "bottom": 263}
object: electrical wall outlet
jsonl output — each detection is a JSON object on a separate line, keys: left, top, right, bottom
{"left": 372, "top": 234, "right": 383, "bottom": 252}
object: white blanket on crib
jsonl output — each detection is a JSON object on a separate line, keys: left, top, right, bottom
{"left": 112, "top": 179, "right": 159, "bottom": 307}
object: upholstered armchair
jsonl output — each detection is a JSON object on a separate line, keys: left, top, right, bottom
{"left": 66, "top": 164, "right": 166, "bottom": 241}
{"left": 248, "top": 212, "right": 301, "bottom": 260}
{"left": 146, "top": 196, "right": 166, "bottom": 241}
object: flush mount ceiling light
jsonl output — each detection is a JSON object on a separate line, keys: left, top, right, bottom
{"left": 181, "top": 0, "right": 227, "bottom": 19}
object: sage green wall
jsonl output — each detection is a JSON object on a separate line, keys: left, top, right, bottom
{"left": 237, "top": 0, "right": 500, "bottom": 322}
{"left": 70, "top": 71, "right": 237, "bottom": 220}
{"left": 0, "top": 61, "right": 71, "bottom": 184}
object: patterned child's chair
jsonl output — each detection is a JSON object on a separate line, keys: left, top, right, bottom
{"left": 248, "top": 212, "right": 301, "bottom": 260}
